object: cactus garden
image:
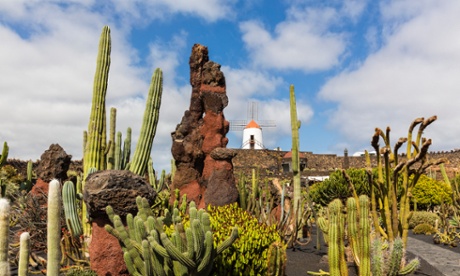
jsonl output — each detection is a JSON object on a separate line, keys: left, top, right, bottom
{"left": 2, "top": 25, "right": 460, "bottom": 276}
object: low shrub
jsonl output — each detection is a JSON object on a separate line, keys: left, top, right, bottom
{"left": 408, "top": 211, "right": 440, "bottom": 229}
{"left": 412, "top": 223, "right": 436, "bottom": 235}
{"left": 411, "top": 175, "right": 452, "bottom": 210}
{"left": 309, "top": 168, "right": 370, "bottom": 206}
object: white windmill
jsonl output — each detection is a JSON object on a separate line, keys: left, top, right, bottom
{"left": 230, "top": 102, "right": 276, "bottom": 149}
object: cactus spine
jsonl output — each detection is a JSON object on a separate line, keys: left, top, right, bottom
{"left": 129, "top": 68, "right": 163, "bottom": 176}
{"left": 62, "top": 180, "right": 83, "bottom": 237}
{"left": 47, "top": 179, "right": 62, "bottom": 275}
{"left": 18, "top": 232, "right": 30, "bottom": 276}
{"left": 0, "top": 198, "right": 10, "bottom": 275}
{"left": 289, "top": 84, "right": 303, "bottom": 238}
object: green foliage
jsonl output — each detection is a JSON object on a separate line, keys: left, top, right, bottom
{"left": 309, "top": 169, "right": 370, "bottom": 206}
{"left": 411, "top": 175, "right": 452, "bottom": 210}
{"left": 412, "top": 223, "right": 436, "bottom": 235}
{"left": 408, "top": 211, "right": 440, "bottom": 229}
{"left": 207, "top": 203, "right": 282, "bottom": 276}
{"left": 0, "top": 165, "right": 21, "bottom": 199}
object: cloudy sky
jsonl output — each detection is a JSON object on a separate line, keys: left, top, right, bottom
{"left": 1, "top": 0, "right": 459, "bottom": 172}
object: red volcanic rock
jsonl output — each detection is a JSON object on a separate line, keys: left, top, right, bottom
{"left": 89, "top": 218, "right": 129, "bottom": 276}
{"left": 171, "top": 44, "right": 238, "bottom": 207}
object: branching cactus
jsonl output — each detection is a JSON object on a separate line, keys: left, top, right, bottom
{"left": 47, "top": 179, "right": 62, "bottom": 275}
{"left": 371, "top": 238, "right": 420, "bottom": 276}
{"left": 105, "top": 197, "right": 238, "bottom": 276}
{"left": 369, "top": 116, "right": 446, "bottom": 247}
{"left": 0, "top": 198, "right": 10, "bottom": 275}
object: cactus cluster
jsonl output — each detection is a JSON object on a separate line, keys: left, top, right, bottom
{"left": 316, "top": 195, "right": 420, "bottom": 276}
{"left": 105, "top": 196, "right": 238, "bottom": 276}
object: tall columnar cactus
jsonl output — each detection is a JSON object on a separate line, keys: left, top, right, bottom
{"left": 105, "top": 197, "right": 238, "bottom": 276}
{"left": 62, "top": 180, "right": 83, "bottom": 237}
{"left": 289, "top": 84, "right": 303, "bottom": 238}
{"left": 83, "top": 25, "right": 111, "bottom": 176}
{"left": 18, "top": 232, "right": 30, "bottom": 276}
{"left": 327, "top": 199, "right": 347, "bottom": 276}
{"left": 129, "top": 68, "right": 163, "bottom": 176}
{"left": 47, "top": 179, "right": 62, "bottom": 276}
{"left": 346, "top": 195, "right": 371, "bottom": 276}
{"left": 0, "top": 198, "right": 10, "bottom": 275}
{"left": 82, "top": 25, "right": 111, "bottom": 238}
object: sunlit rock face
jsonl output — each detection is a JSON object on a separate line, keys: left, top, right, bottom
{"left": 171, "top": 44, "right": 238, "bottom": 208}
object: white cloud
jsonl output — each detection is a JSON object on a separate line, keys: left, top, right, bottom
{"left": 239, "top": 6, "right": 347, "bottom": 72}
{"left": 318, "top": 0, "right": 460, "bottom": 153}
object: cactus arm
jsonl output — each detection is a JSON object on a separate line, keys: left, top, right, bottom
{"left": 160, "top": 232, "right": 196, "bottom": 268}
{"left": 47, "top": 179, "right": 62, "bottom": 276}
{"left": 114, "top": 131, "right": 122, "bottom": 170}
{"left": 122, "top": 127, "right": 132, "bottom": 170}
{"left": 107, "top": 107, "right": 117, "bottom": 170}
{"left": 130, "top": 68, "right": 163, "bottom": 176}
{"left": 62, "top": 181, "right": 83, "bottom": 237}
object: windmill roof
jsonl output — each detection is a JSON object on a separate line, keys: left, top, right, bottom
{"left": 245, "top": 120, "right": 261, "bottom": 129}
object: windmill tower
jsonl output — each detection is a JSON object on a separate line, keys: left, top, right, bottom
{"left": 230, "top": 102, "right": 276, "bottom": 149}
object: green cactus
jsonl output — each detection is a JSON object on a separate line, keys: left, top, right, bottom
{"left": 290, "top": 84, "right": 304, "bottom": 239}
{"left": 82, "top": 25, "right": 111, "bottom": 239}
{"left": 266, "top": 241, "right": 286, "bottom": 276}
{"left": 18, "top": 232, "right": 30, "bottom": 276}
{"left": 105, "top": 197, "right": 237, "bottom": 276}
{"left": 47, "top": 179, "right": 62, "bottom": 275}
{"left": 327, "top": 199, "right": 347, "bottom": 276}
{"left": 129, "top": 68, "right": 163, "bottom": 176}
{"left": 114, "top": 131, "right": 123, "bottom": 170}
{"left": 107, "top": 107, "right": 117, "bottom": 170}
{"left": 369, "top": 116, "right": 444, "bottom": 247}
{"left": 0, "top": 198, "right": 10, "bottom": 275}
{"left": 83, "top": 25, "right": 111, "bottom": 176}
{"left": 62, "top": 180, "right": 83, "bottom": 237}
{"left": 122, "top": 127, "right": 132, "bottom": 170}
{"left": 0, "top": 142, "right": 8, "bottom": 167}
{"left": 19, "top": 160, "right": 34, "bottom": 191}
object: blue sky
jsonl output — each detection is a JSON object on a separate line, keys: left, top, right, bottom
{"left": 1, "top": 0, "right": 460, "bottom": 172}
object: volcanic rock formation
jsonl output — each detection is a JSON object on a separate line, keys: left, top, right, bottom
{"left": 171, "top": 44, "right": 238, "bottom": 208}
